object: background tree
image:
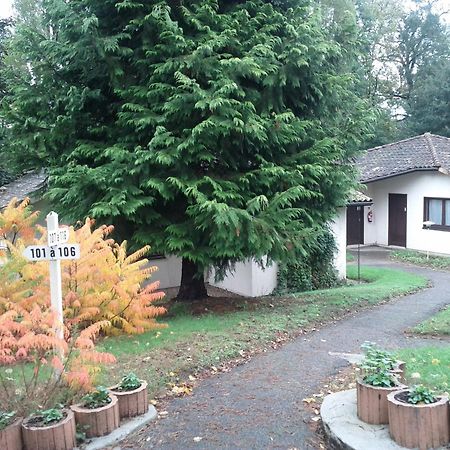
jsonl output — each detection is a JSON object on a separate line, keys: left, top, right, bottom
{"left": 2, "top": 0, "right": 375, "bottom": 300}
{"left": 405, "top": 59, "right": 450, "bottom": 136}
{"left": 0, "top": 17, "right": 13, "bottom": 184}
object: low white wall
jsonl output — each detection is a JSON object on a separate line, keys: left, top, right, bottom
{"left": 209, "top": 258, "right": 278, "bottom": 297}
{"left": 330, "top": 207, "right": 347, "bottom": 279}
{"left": 148, "top": 255, "right": 278, "bottom": 297}
{"left": 147, "top": 255, "right": 182, "bottom": 289}
{"left": 364, "top": 171, "right": 450, "bottom": 254}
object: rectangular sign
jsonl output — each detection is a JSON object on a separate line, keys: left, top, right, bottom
{"left": 48, "top": 228, "right": 69, "bottom": 246}
{"left": 23, "top": 244, "right": 80, "bottom": 261}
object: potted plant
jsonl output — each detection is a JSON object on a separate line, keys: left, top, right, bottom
{"left": 0, "top": 411, "right": 23, "bottom": 450}
{"left": 109, "top": 373, "right": 148, "bottom": 419}
{"left": 388, "top": 385, "right": 449, "bottom": 449}
{"left": 71, "top": 387, "right": 119, "bottom": 438}
{"left": 361, "top": 342, "right": 405, "bottom": 382}
{"left": 21, "top": 407, "right": 76, "bottom": 450}
{"left": 357, "top": 369, "right": 406, "bottom": 425}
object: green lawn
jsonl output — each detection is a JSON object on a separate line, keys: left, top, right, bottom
{"left": 391, "top": 249, "right": 450, "bottom": 271}
{"left": 413, "top": 306, "right": 450, "bottom": 336}
{"left": 98, "top": 266, "right": 427, "bottom": 397}
{"left": 396, "top": 347, "right": 450, "bottom": 394}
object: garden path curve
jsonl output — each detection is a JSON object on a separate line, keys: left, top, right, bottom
{"left": 122, "top": 247, "right": 450, "bottom": 450}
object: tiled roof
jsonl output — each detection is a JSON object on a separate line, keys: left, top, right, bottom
{"left": 0, "top": 171, "right": 47, "bottom": 208}
{"left": 349, "top": 190, "right": 372, "bottom": 204}
{"left": 357, "top": 133, "right": 450, "bottom": 183}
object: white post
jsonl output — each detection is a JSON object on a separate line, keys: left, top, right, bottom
{"left": 46, "top": 212, "right": 64, "bottom": 342}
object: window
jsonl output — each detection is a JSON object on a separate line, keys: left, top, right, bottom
{"left": 424, "top": 197, "right": 450, "bottom": 230}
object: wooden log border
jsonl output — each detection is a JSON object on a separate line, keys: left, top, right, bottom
{"left": 109, "top": 380, "right": 148, "bottom": 419}
{"left": 388, "top": 389, "right": 449, "bottom": 449}
{"left": 356, "top": 378, "right": 406, "bottom": 425}
{"left": 71, "top": 394, "right": 120, "bottom": 438}
{"left": 22, "top": 409, "right": 76, "bottom": 450}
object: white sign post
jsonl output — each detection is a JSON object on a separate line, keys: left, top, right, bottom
{"left": 23, "top": 212, "right": 80, "bottom": 372}
{"left": 47, "top": 212, "right": 65, "bottom": 342}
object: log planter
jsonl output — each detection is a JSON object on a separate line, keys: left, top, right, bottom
{"left": 0, "top": 417, "right": 23, "bottom": 450}
{"left": 390, "top": 360, "right": 406, "bottom": 384}
{"left": 357, "top": 378, "right": 407, "bottom": 425}
{"left": 109, "top": 380, "right": 148, "bottom": 419}
{"left": 71, "top": 394, "right": 120, "bottom": 438}
{"left": 388, "top": 389, "right": 450, "bottom": 449}
{"left": 22, "top": 409, "right": 76, "bottom": 450}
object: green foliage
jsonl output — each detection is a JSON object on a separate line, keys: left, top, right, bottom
{"left": 276, "top": 228, "right": 338, "bottom": 293}
{"left": 81, "top": 387, "right": 111, "bottom": 409}
{"left": 360, "top": 342, "right": 399, "bottom": 387}
{"left": 407, "top": 385, "right": 437, "bottom": 405}
{"left": 405, "top": 59, "right": 450, "bottom": 137}
{"left": 118, "top": 373, "right": 141, "bottom": 392}
{"left": 1, "top": 0, "right": 375, "bottom": 293}
{"left": 361, "top": 341, "right": 396, "bottom": 371}
{"left": 36, "top": 408, "right": 64, "bottom": 425}
{"left": 0, "top": 410, "right": 15, "bottom": 431}
{"left": 363, "top": 370, "right": 397, "bottom": 388}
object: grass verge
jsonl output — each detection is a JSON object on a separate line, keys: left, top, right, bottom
{"left": 413, "top": 306, "right": 450, "bottom": 336}
{"left": 396, "top": 347, "right": 449, "bottom": 394}
{"left": 97, "top": 266, "right": 427, "bottom": 398}
{"left": 391, "top": 249, "right": 450, "bottom": 271}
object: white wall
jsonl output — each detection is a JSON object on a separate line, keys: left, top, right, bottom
{"left": 147, "top": 255, "right": 182, "bottom": 289}
{"left": 330, "top": 207, "right": 347, "bottom": 279}
{"left": 148, "top": 255, "right": 278, "bottom": 297}
{"left": 363, "top": 171, "right": 450, "bottom": 254}
{"left": 208, "top": 258, "right": 278, "bottom": 297}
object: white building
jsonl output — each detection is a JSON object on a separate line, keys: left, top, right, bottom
{"left": 348, "top": 133, "right": 450, "bottom": 255}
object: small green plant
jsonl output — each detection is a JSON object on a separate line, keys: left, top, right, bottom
{"left": 75, "top": 424, "right": 88, "bottom": 444}
{"left": 363, "top": 370, "right": 398, "bottom": 388}
{"left": 81, "top": 387, "right": 111, "bottom": 409}
{"left": 0, "top": 411, "right": 15, "bottom": 430}
{"left": 118, "top": 373, "right": 141, "bottom": 391}
{"left": 407, "top": 385, "right": 437, "bottom": 405}
{"left": 37, "top": 408, "right": 64, "bottom": 425}
{"left": 361, "top": 342, "right": 397, "bottom": 371}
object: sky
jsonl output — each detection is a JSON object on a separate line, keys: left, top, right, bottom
{"left": 0, "top": 1, "right": 13, "bottom": 19}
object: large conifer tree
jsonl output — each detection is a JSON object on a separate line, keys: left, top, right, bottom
{"left": 3, "top": 0, "right": 373, "bottom": 299}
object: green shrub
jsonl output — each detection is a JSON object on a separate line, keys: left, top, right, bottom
{"left": 276, "top": 228, "right": 339, "bottom": 294}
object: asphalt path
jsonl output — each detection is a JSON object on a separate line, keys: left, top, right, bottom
{"left": 123, "top": 247, "right": 450, "bottom": 450}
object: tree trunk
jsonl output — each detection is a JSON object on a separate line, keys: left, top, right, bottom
{"left": 176, "top": 258, "right": 208, "bottom": 301}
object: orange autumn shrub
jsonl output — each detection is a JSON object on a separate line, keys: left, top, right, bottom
{"left": 0, "top": 302, "right": 116, "bottom": 414}
{"left": 0, "top": 198, "right": 166, "bottom": 414}
{"left": 0, "top": 198, "right": 166, "bottom": 335}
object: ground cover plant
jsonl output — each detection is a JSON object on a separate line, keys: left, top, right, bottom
{"left": 97, "top": 266, "right": 427, "bottom": 398}
{"left": 396, "top": 347, "right": 450, "bottom": 394}
{"left": 391, "top": 249, "right": 450, "bottom": 271}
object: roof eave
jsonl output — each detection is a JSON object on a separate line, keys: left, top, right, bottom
{"left": 361, "top": 167, "right": 440, "bottom": 184}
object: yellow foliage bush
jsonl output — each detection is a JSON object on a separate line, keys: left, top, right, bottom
{"left": 0, "top": 198, "right": 166, "bottom": 335}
